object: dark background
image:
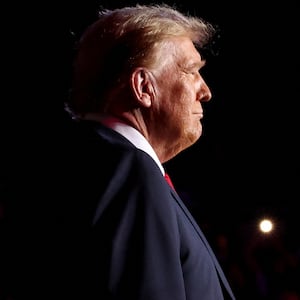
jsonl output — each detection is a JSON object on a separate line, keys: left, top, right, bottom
{"left": 2, "top": 0, "right": 299, "bottom": 299}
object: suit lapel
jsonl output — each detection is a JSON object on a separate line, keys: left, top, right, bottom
{"left": 171, "top": 191, "right": 236, "bottom": 300}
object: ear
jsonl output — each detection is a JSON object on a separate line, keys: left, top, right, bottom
{"left": 130, "top": 68, "right": 154, "bottom": 107}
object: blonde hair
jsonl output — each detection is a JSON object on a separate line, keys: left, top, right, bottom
{"left": 66, "top": 4, "right": 216, "bottom": 117}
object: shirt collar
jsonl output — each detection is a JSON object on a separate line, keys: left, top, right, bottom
{"left": 83, "top": 113, "right": 165, "bottom": 175}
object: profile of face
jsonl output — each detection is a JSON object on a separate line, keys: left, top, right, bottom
{"left": 148, "top": 36, "right": 212, "bottom": 158}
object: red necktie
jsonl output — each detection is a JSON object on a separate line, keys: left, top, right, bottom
{"left": 164, "top": 173, "right": 175, "bottom": 190}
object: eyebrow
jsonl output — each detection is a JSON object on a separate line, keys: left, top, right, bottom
{"left": 187, "top": 60, "right": 207, "bottom": 70}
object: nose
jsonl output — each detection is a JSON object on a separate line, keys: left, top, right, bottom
{"left": 199, "top": 81, "right": 212, "bottom": 102}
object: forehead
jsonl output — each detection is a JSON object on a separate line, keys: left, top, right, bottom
{"left": 156, "top": 36, "right": 203, "bottom": 68}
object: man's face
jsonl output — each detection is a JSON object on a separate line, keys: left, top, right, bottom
{"left": 149, "top": 36, "right": 212, "bottom": 158}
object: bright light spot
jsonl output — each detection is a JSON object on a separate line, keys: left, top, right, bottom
{"left": 259, "top": 219, "right": 273, "bottom": 233}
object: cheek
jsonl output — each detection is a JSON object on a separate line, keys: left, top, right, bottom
{"left": 156, "top": 74, "right": 193, "bottom": 116}
{"left": 171, "top": 84, "right": 195, "bottom": 112}
{"left": 163, "top": 85, "right": 193, "bottom": 120}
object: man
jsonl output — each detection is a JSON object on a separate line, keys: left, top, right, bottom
{"left": 6, "top": 4, "right": 236, "bottom": 300}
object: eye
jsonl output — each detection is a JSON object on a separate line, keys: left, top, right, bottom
{"left": 182, "top": 67, "right": 200, "bottom": 76}
{"left": 192, "top": 69, "right": 201, "bottom": 77}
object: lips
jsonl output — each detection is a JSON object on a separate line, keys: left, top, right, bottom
{"left": 194, "top": 112, "right": 203, "bottom": 119}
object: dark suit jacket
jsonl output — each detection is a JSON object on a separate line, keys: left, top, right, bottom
{"left": 4, "top": 120, "right": 235, "bottom": 300}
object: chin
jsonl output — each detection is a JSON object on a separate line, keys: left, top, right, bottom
{"left": 186, "top": 132, "right": 201, "bottom": 146}
{"left": 194, "top": 124, "right": 202, "bottom": 139}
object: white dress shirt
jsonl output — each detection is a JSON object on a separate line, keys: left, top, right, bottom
{"left": 84, "top": 113, "right": 165, "bottom": 175}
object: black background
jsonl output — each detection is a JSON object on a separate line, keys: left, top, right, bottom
{"left": 3, "top": 0, "right": 299, "bottom": 299}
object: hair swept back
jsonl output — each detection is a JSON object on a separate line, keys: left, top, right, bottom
{"left": 66, "top": 3, "right": 216, "bottom": 118}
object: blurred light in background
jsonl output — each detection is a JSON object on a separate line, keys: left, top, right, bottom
{"left": 259, "top": 218, "right": 273, "bottom": 234}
